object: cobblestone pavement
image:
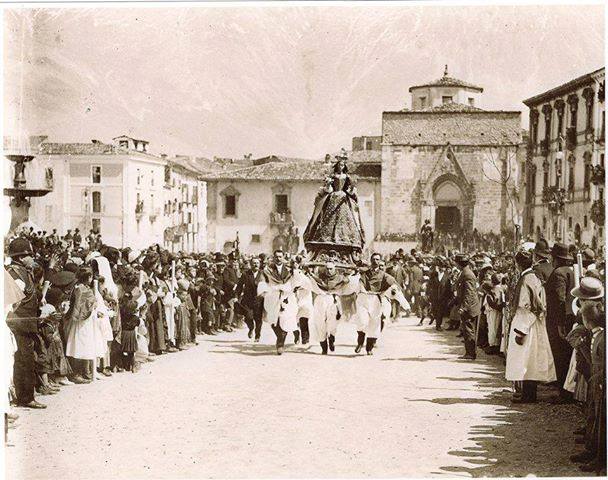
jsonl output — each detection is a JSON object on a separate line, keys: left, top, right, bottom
{"left": 6, "top": 316, "right": 585, "bottom": 478}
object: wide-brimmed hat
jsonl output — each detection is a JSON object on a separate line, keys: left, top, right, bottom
{"left": 571, "top": 276, "right": 604, "bottom": 300}
{"left": 49, "top": 270, "right": 76, "bottom": 288}
{"left": 551, "top": 242, "right": 573, "bottom": 261}
{"left": 533, "top": 238, "right": 551, "bottom": 258}
{"left": 582, "top": 248, "right": 596, "bottom": 266}
{"left": 127, "top": 249, "right": 142, "bottom": 264}
{"left": 454, "top": 253, "right": 469, "bottom": 265}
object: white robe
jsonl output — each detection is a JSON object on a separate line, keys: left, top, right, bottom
{"left": 312, "top": 293, "right": 341, "bottom": 341}
{"left": 505, "top": 271, "right": 556, "bottom": 382}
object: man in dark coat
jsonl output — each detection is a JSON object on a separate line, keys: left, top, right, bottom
{"left": 408, "top": 259, "right": 424, "bottom": 319}
{"left": 72, "top": 228, "right": 82, "bottom": 248}
{"left": 455, "top": 254, "right": 481, "bottom": 360}
{"left": 236, "top": 257, "right": 265, "bottom": 342}
{"left": 428, "top": 259, "right": 451, "bottom": 331}
{"left": 5, "top": 238, "right": 47, "bottom": 409}
{"left": 221, "top": 256, "right": 240, "bottom": 329}
{"left": 545, "top": 242, "right": 576, "bottom": 402}
{"left": 533, "top": 238, "right": 553, "bottom": 285}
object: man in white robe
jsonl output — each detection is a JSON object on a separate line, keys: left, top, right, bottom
{"left": 258, "top": 250, "right": 298, "bottom": 355}
{"left": 505, "top": 250, "right": 556, "bottom": 403}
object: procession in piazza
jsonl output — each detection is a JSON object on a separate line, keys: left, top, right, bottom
{"left": 2, "top": 4, "right": 606, "bottom": 479}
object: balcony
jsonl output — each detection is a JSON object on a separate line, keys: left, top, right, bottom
{"left": 539, "top": 139, "right": 549, "bottom": 157}
{"left": 269, "top": 211, "right": 293, "bottom": 226}
{"left": 591, "top": 199, "right": 605, "bottom": 226}
{"left": 135, "top": 200, "right": 145, "bottom": 221}
{"left": 566, "top": 127, "right": 577, "bottom": 151}
{"left": 149, "top": 207, "right": 161, "bottom": 222}
{"left": 591, "top": 164, "right": 605, "bottom": 186}
{"left": 542, "top": 186, "right": 567, "bottom": 215}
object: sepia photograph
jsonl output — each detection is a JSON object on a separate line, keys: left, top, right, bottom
{"left": 1, "top": 2, "right": 606, "bottom": 478}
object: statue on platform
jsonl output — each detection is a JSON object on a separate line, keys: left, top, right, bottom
{"left": 303, "top": 149, "right": 365, "bottom": 266}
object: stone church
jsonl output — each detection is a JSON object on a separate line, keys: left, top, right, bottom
{"left": 380, "top": 67, "right": 525, "bottom": 240}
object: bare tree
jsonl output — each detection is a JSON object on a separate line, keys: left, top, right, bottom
{"left": 479, "top": 144, "right": 523, "bottom": 244}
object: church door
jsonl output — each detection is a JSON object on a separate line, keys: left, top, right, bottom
{"left": 435, "top": 206, "right": 461, "bottom": 233}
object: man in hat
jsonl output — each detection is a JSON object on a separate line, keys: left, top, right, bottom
{"left": 567, "top": 278, "right": 605, "bottom": 472}
{"left": 505, "top": 250, "right": 556, "bottom": 403}
{"left": 5, "top": 238, "right": 47, "bottom": 408}
{"left": 73, "top": 228, "right": 82, "bottom": 248}
{"left": 407, "top": 258, "right": 424, "bottom": 320}
{"left": 533, "top": 238, "right": 553, "bottom": 285}
{"left": 428, "top": 258, "right": 451, "bottom": 331}
{"left": 545, "top": 242, "right": 576, "bottom": 402}
{"left": 581, "top": 248, "right": 597, "bottom": 273}
{"left": 221, "top": 254, "right": 240, "bottom": 330}
{"left": 454, "top": 253, "right": 481, "bottom": 360}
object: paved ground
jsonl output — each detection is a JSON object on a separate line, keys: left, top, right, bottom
{"left": 6, "top": 316, "right": 586, "bottom": 478}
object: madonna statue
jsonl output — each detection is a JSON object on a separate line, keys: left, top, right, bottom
{"left": 303, "top": 149, "right": 365, "bottom": 265}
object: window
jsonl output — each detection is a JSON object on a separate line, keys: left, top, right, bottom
{"left": 119, "top": 140, "right": 129, "bottom": 149}
{"left": 568, "top": 161, "right": 575, "bottom": 194}
{"left": 150, "top": 194, "right": 155, "bottom": 210}
{"left": 543, "top": 169, "right": 549, "bottom": 189}
{"left": 468, "top": 97, "right": 475, "bottom": 107}
{"left": 45, "top": 167, "right": 54, "bottom": 189}
{"left": 92, "top": 166, "right": 102, "bottom": 184}
{"left": 584, "top": 161, "right": 592, "bottom": 199}
{"left": 224, "top": 195, "right": 236, "bottom": 216}
{"left": 251, "top": 234, "right": 261, "bottom": 243}
{"left": 542, "top": 216, "right": 547, "bottom": 229}
{"left": 365, "top": 140, "right": 373, "bottom": 150}
{"left": 92, "top": 191, "right": 102, "bottom": 213}
{"left": 275, "top": 194, "right": 289, "bottom": 213}
{"left": 137, "top": 169, "right": 140, "bottom": 185}
{"left": 419, "top": 97, "right": 427, "bottom": 109}
{"left": 568, "top": 217, "right": 573, "bottom": 229}
{"left": 442, "top": 96, "right": 453, "bottom": 104}
{"left": 92, "top": 218, "right": 101, "bottom": 234}
{"left": 187, "top": 212, "right": 192, "bottom": 223}
{"left": 151, "top": 170, "right": 154, "bottom": 186}
{"left": 584, "top": 215, "right": 588, "bottom": 228}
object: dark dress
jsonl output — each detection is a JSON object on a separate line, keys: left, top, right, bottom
{"left": 303, "top": 173, "right": 365, "bottom": 250}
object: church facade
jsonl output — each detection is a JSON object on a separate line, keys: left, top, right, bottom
{"left": 379, "top": 69, "right": 525, "bottom": 241}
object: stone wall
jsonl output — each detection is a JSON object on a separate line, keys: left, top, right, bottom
{"left": 381, "top": 143, "right": 522, "bottom": 236}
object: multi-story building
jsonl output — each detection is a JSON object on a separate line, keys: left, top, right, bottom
{"left": 380, "top": 69, "right": 524, "bottom": 241}
{"left": 523, "top": 67, "right": 605, "bottom": 248}
{"left": 162, "top": 155, "right": 207, "bottom": 253}
{"left": 7, "top": 135, "right": 207, "bottom": 252}
{"left": 203, "top": 156, "right": 381, "bottom": 255}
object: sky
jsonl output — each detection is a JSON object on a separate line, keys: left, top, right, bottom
{"left": 3, "top": 4, "right": 605, "bottom": 159}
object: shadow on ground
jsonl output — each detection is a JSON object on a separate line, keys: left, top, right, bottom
{"left": 407, "top": 326, "right": 586, "bottom": 477}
